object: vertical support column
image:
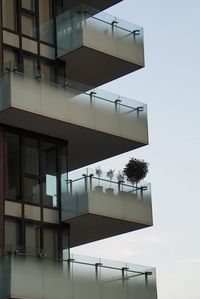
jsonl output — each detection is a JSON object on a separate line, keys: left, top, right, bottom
{"left": 0, "top": 128, "right": 4, "bottom": 250}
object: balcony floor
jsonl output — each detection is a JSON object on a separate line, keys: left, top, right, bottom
{"left": 65, "top": 213, "right": 150, "bottom": 247}
{"left": 0, "top": 108, "right": 145, "bottom": 171}
{"left": 60, "top": 47, "right": 143, "bottom": 88}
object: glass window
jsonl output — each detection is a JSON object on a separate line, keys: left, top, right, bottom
{"left": 40, "top": 61, "right": 54, "bottom": 81}
{"left": 24, "top": 137, "right": 38, "bottom": 175}
{"left": 21, "top": 13, "right": 37, "bottom": 38}
{"left": 26, "top": 223, "right": 40, "bottom": 254}
{"left": 39, "top": 0, "right": 54, "bottom": 43}
{"left": 22, "top": 0, "right": 35, "bottom": 11}
{"left": 43, "top": 228, "right": 58, "bottom": 258}
{"left": 2, "top": 0, "right": 17, "bottom": 31}
{"left": 5, "top": 219, "right": 21, "bottom": 250}
{"left": 23, "top": 55, "right": 38, "bottom": 77}
{"left": 42, "top": 142, "right": 57, "bottom": 207}
{"left": 24, "top": 177, "right": 40, "bottom": 203}
{"left": 3, "top": 47, "right": 18, "bottom": 70}
{"left": 5, "top": 132, "right": 20, "bottom": 200}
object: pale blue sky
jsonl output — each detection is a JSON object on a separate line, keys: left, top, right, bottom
{"left": 72, "top": 1, "right": 200, "bottom": 298}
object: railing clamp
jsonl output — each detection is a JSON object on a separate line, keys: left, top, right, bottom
{"left": 137, "top": 106, "right": 144, "bottom": 112}
{"left": 133, "top": 29, "right": 140, "bottom": 35}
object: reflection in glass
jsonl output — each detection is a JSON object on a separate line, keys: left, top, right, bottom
{"left": 5, "top": 219, "right": 20, "bottom": 249}
{"left": 42, "top": 142, "right": 57, "bottom": 207}
{"left": 2, "top": 0, "right": 17, "bottom": 31}
{"left": 5, "top": 132, "right": 20, "bottom": 200}
{"left": 24, "top": 177, "right": 40, "bottom": 203}
{"left": 43, "top": 228, "right": 58, "bottom": 258}
{"left": 21, "top": 13, "right": 37, "bottom": 38}
{"left": 24, "top": 137, "right": 38, "bottom": 175}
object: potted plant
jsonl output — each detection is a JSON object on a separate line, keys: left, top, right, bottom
{"left": 123, "top": 158, "right": 149, "bottom": 189}
{"left": 95, "top": 166, "right": 103, "bottom": 192}
{"left": 106, "top": 169, "right": 115, "bottom": 194}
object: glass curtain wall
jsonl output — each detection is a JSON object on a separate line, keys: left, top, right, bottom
{"left": 2, "top": 0, "right": 17, "bottom": 31}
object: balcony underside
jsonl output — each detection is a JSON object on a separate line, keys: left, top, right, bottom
{"left": 60, "top": 47, "right": 142, "bottom": 88}
{"left": 0, "top": 108, "right": 145, "bottom": 171}
{"left": 64, "top": 214, "right": 150, "bottom": 247}
{"left": 62, "top": 0, "right": 123, "bottom": 11}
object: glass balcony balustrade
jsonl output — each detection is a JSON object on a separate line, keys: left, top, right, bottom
{"left": 0, "top": 63, "right": 148, "bottom": 170}
{"left": 62, "top": 168, "right": 152, "bottom": 247}
{"left": 0, "top": 248, "right": 157, "bottom": 299}
{"left": 56, "top": 5, "right": 144, "bottom": 87}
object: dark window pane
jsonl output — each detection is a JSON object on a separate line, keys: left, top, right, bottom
{"left": 22, "top": 0, "right": 35, "bottom": 11}
{"left": 2, "top": 0, "right": 17, "bottom": 31}
{"left": 43, "top": 228, "right": 58, "bottom": 258}
{"left": 24, "top": 137, "right": 38, "bottom": 175}
{"left": 26, "top": 223, "right": 40, "bottom": 255}
{"left": 21, "top": 13, "right": 37, "bottom": 38}
{"left": 24, "top": 177, "right": 40, "bottom": 203}
{"left": 42, "top": 142, "right": 57, "bottom": 207}
{"left": 5, "top": 132, "right": 20, "bottom": 200}
{"left": 5, "top": 219, "right": 20, "bottom": 250}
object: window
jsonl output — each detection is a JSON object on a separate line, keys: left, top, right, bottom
{"left": 5, "top": 132, "right": 20, "bottom": 200}
{"left": 22, "top": 0, "right": 35, "bottom": 11}
{"left": 21, "top": 12, "right": 37, "bottom": 38}
{"left": 2, "top": 0, "right": 17, "bottom": 31}
{"left": 3, "top": 47, "right": 19, "bottom": 69}
{"left": 42, "top": 141, "right": 57, "bottom": 207}
{"left": 25, "top": 223, "right": 40, "bottom": 254}
{"left": 39, "top": 0, "right": 54, "bottom": 43}
{"left": 5, "top": 219, "right": 21, "bottom": 250}
{"left": 24, "top": 177, "right": 40, "bottom": 204}
{"left": 43, "top": 227, "right": 58, "bottom": 258}
{"left": 24, "top": 137, "right": 39, "bottom": 175}
{"left": 40, "top": 61, "right": 54, "bottom": 81}
{"left": 23, "top": 55, "right": 38, "bottom": 77}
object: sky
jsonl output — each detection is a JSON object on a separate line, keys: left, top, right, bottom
{"left": 72, "top": 1, "right": 200, "bottom": 298}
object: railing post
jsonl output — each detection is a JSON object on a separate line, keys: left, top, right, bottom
{"left": 122, "top": 267, "right": 129, "bottom": 287}
{"left": 95, "top": 263, "right": 102, "bottom": 282}
{"left": 89, "top": 174, "right": 94, "bottom": 191}
{"left": 82, "top": 174, "right": 88, "bottom": 193}
{"left": 90, "top": 91, "right": 96, "bottom": 108}
{"left": 115, "top": 99, "right": 121, "bottom": 114}
{"left": 111, "top": 20, "right": 118, "bottom": 37}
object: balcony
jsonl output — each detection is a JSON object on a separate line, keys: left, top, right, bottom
{"left": 62, "top": 168, "right": 152, "bottom": 247}
{"left": 0, "top": 250, "right": 157, "bottom": 299}
{"left": 0, "top": 67, "right": 148, "bottom": 170}
{"left": 56, "top": 6, "right": 144, "bottom": 87}
{"left": 60, "top": 0, "right": 123, "bottom": 12}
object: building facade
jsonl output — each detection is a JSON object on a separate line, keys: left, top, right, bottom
{"left": 0, "top": 0, "right": 157, "bottom": 298}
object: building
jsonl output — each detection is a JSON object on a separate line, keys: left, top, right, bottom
{"left": 0, "top": 0, "right": 157, "bottom": 298}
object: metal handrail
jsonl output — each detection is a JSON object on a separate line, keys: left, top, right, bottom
{"left": 3, "top": 64, "right": 144, "bottom": 113}
{"left": 2, "top": 249, "right": 152, "bottom": 278}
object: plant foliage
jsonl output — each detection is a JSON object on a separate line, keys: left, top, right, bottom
{"left": 123, "top": 158, "right": 149, "bottom": 185}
